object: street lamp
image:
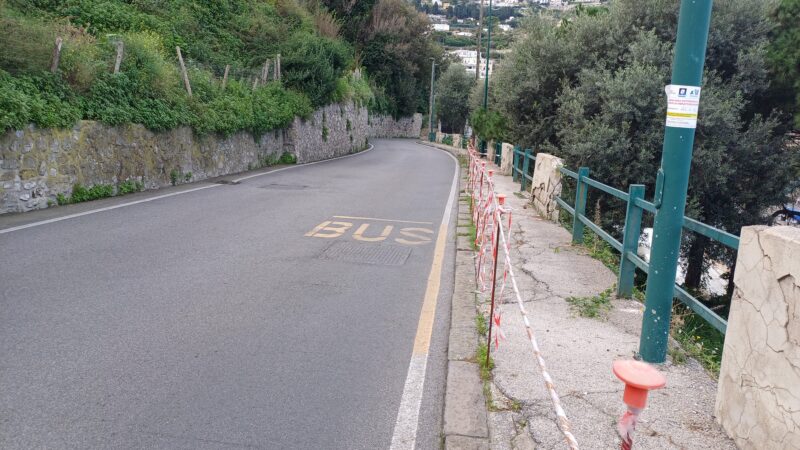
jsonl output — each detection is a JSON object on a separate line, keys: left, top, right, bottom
{"left": 428, "top": 58, "right": 436, "bottom": 142}
{"left": 482, "top": 0, "right": 493, "bottom": 110}
{"left": 479, "top": 0, "right": 493, "bottom": 156}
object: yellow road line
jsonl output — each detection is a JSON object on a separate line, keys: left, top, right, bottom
{"left": 390, "top": 146, "right": 459, "bottom": 450}
{"left": 412, "top": 222, "right": 448, "bottom": 355}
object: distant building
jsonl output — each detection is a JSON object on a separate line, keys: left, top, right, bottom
{"left": 449, "top": 49, "right": 495, "bottom": 79}
{"left": 433, "top": 23, "right": 450, "bottom": 32}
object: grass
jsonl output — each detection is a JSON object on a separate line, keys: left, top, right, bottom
{"left": 56, "top": 180, "right": 143, "bottom": 205}
{"left": 668, "top": 344, "right": 688, "bottom": 365}
{"left": 477, "top": 341, "right": 495, "bottom": 382}
{"left": 581, "top": 230, "right": 620, "bottom": 274}
{"left": 671, "top": 305, "right": 724, "bottom": 376}
{"left": 566, "top": 287, "right": 613, "bottom": 319}
{"left": 556, "top": 207, "right": 723, "bottom": 375}
{"left": 476, "top": 312, "right": 488, "bottom": 337}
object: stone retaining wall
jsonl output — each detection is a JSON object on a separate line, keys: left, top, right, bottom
{"left": 0, "top": 104, "right": 422, "bottom": 214}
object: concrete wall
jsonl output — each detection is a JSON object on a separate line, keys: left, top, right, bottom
{"left": 716, "top": 225, "right": 800, "bottom": 449}
{"left": 530, "top": 153, "right": 564, "bottom": 222}
{"left": 0, "top": 103, "right": 422, "bottom": 214}
{"left": 499, "top": 143, "right": 514, "bottom": 175}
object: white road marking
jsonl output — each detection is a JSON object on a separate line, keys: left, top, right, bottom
{"left": 231, "top": 145, "right": 374, "bottom": 182}
{"left": 0, "top": 185, "right": 219, "bottom": 235}
{"left": 390, "top": 146, "right": 459, "bottom": 450}
{"left": 0, "top": 145, "right": 375, "bottom": 234}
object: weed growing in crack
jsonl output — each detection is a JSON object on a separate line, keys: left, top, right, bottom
{"left": 566, "top": 287, "right": 613, "bottom": 319}
{"left": 476, "top": 313, "right": 488, "bottom": 337}
{"left": 477, "top": 341, "right": 495, "bottom": 382}
{"left": 667, "top": 345, "right": 688, "bottom": 365}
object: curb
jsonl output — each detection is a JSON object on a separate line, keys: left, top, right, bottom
{"left": 430, "top": 141, "right": 490, "bottom": 449}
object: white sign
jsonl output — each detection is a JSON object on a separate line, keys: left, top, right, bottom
{"left": 664, "top": 84, "right": 701, "bottom": 129}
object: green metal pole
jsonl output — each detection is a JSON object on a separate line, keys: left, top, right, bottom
{"left": 639, "top": 0, "right": 713, "bottom": 363}
{"left": 482, "top": 0, "right": 493, "bottom": 109}
{"left": 428, "top": 59, "right": 436, "bottom": 142}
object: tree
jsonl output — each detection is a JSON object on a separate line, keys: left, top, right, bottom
{"left": 436, "top": 64, "right": 474, "bottom": 133}
{"left": 492, "top": 0, "right": 797, "bottom": 296}
{"left": 360, "top": 0, "right": 445, "bottom": 117}
{"left": 767, "top": 0, "right": 800, "bottom": 128}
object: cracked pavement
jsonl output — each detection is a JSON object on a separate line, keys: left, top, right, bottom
{"left": 475, "top": 168, "right": 736, "bottom": 449}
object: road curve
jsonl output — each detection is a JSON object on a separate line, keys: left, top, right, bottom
{"left": 0, "top": 139, "right": 458, "bottom": 449}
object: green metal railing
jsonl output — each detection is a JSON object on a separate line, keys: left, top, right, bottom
{"left": 493, "top": 142, "right": 502, "bottom": 165}
{"left": 555, "top": 166, "right": 738, "bottom": 334}
{"left": 511, "top": 146, "right": 536, "bottom": 191}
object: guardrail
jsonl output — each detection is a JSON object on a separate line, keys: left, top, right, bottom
{"left": 444, "top": 131, "right": 736, "bottom": 337}
{"left": 555, "top": 166, "right": 738, "bottom": 334}
{"left": 512, "top": 147, "right": 536, "bottom": 191}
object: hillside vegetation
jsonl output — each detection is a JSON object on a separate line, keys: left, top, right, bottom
{"left": 0, "top": 0, "right": 441, "bottom": 135}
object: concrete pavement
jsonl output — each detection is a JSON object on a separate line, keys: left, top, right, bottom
{"left": 0, "top": 139, "right": 457, "bottom": 449}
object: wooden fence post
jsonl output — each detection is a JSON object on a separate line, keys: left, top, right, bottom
{"left": 176, "top": 46, "right": 192, "bottom": 97}
{"left": 113, "top": 40, "right": 124, "bottom": 74}
{"left": 222, "top": 65, "right": 230, "bottom": 90}
{"left": 261, "top": 60, "right": 269, "bottom": 84}
{"left": 275, "top": 53, "right": 281, "bottom": 80}
{"left": 50, "top": 37, "right": 63, "bottom": 73}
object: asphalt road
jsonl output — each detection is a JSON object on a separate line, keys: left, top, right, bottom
{"left": 0, "top": 139, "right": 458, "bottom": 449}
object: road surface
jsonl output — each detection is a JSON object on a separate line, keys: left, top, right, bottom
{"left": 0, "top": 139, "right": 458, "bottom": 449}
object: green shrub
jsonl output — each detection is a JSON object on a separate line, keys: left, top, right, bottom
{"left": 0, "top": 71, "right": 32, "bottom": 131}
{"left": 0, "top": 1, "right": 382, "bottom": 136}
{"left": 281, "top": 33, "right": 353, "bottom": 107}
{"left": 68, "top": 183, "right": 112, "bottom": 203}
{"left": 0, "top": 13, "right": 56, "bottom": 75}
{"left": 279, "top": 152, "right": 296, "bottom": 164}
{"left": 251, "top": 83, "right": 312, "bottom": 135}
{"left": 55, "top": 192, "right": 69, "bottom": 205}
{"left": 118, "top": 179, "right": 143, "bottom": 194}
{"left": 0, "top": 70, "right": 82, "bottom": 131}
{"left": 470, "top": 108, "right": 508, "bottom": 142}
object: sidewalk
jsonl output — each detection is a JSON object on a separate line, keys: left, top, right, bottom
{"left": 430, "top": 141, "right": 736, "bottom": 449}
{"left": 484, "top": 170, "right": 735, "bottom": 449}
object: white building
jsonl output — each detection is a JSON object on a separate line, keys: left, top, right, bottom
{"left": 433, "top": 23, "right": 450, "bottom": 32}
{"left": 449, "top": 49, "right": 495, "bottom": 78}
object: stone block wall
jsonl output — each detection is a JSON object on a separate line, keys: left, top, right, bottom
{"left": 290, "top": 103, "right": 368, "bottom": 164}
{"left": 368, "top": 113, "right": 422, "bottom": 139}
{"left": 716, "top": 225, "right": 800, "bottom": 449}
{"left": 530, "top": 153, "right": 564, "bottom": 222}
{"left": 0, "top": 122, "right": 286, "bottom": 213}
{"left": 0, "top": 102, "right": 421, "bottom": 214}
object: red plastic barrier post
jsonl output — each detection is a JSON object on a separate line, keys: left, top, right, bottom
{"left": 613, "top": 360, "right": 666, "bottom": 449}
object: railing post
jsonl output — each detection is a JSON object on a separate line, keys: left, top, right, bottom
{"left": 520, "top": 149, "right": 533, "bottom": 191}
{"left": 640, "top": 0, "right": 714, "bottom": 364}
{"left": 618, "top": 185, "right": 645, "bottom": 298}
{"left": 512, "top": 146, "right": 521, "bottom": 182}
{"left": 495, "top": 142, "right": 502, "bottom": 165}
{"left": 572, "top": 167, "right": 590, "bottom": 244}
